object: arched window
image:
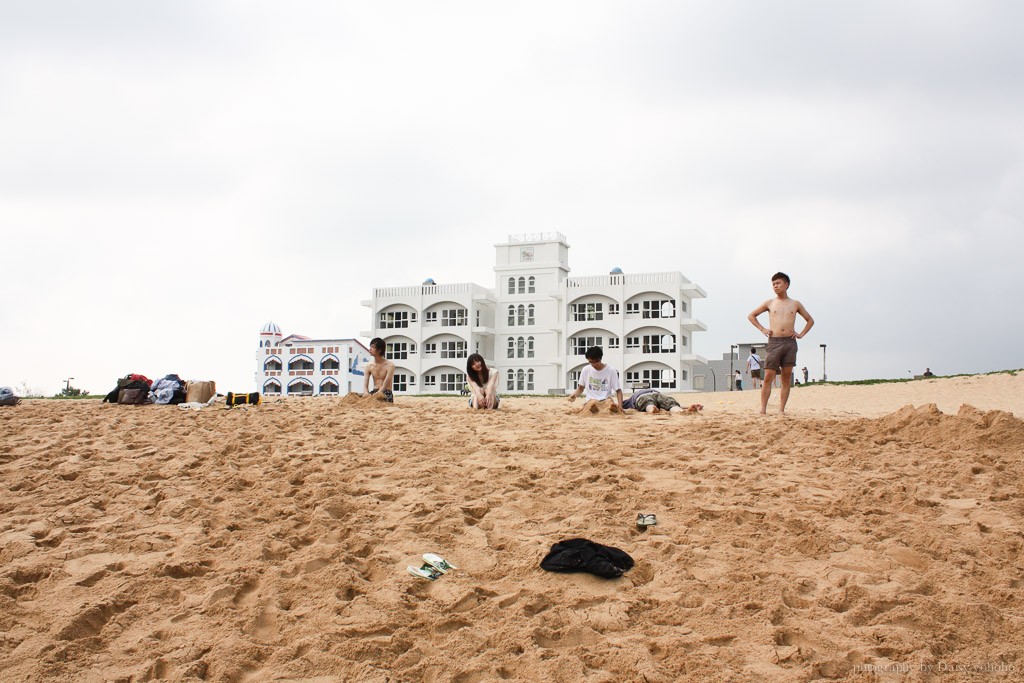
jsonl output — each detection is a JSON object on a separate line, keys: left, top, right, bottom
{"left": 527, "top": 336, "right": 535, "bottom": 358}
{"left": 517, "top": 304, "right": 526, "bottom": 326}
{"left": 320, "top": 356, "right": 340, "bottom": 371}
{"left": 319, "top": 378, "right": 339, "bottom": 394}
{"left": 264, "top": 357, "right": 282, "bottom": 372}
{"left": 263, "top": 379, "right": 281, "bottom": 395}
{"left": 517, "top": 337, "right": 525, "bottom": 358}
{"left": 507, "top": 305, "right": 515, "bottom": 326}
{"left": 508, "top": 277, "right": 515, "bottom": 294}
{"left": 507, "top": 338, "right": 515, "bottom": 358}
{"left": 516, "top": 369, "right": 525, "bottom": 391}
{"left": 287, "top": 378, "right": 314, "bottom": 396}
{"left": 527, "top": 369, "right": 535, "bottom": 391}
{"left": 527, "top": 304, "right": 535, "bottom": 326}
{"left": 528, "top": 276, "right": 536, "bottom": 293}
{"left": 517, "top": 277, "right": 526, "bottom": 294}
{"left": 507, "top": 369, "right": 515, "bottom": 392}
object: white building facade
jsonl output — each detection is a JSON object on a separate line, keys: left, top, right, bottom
{"left": 362, "top": 233, "right": 707, "bottom": 395}
{"left": 256, "top": 321, "right": 371, "bottom": 397}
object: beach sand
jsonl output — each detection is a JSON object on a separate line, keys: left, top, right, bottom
{"left": 1, "top": 373, "right": 1022, "bottom": 681}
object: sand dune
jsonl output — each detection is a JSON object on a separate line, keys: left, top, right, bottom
{"left": 1, "top": 373, "right": 1022, "bottom": 681}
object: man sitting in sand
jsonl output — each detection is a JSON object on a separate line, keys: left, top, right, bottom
{"left": 623, "top": 388, "right": 702, "bottom": 414}
{"left": 362, "top": 337, "right": 395, "bottom": 402}
{"left": 568, "top": 346, "right": 624, "bottom": 413}
{"left": 748, "top": 272, "right": 814, "bottom": 415}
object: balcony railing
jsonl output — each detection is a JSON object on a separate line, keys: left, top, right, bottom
{"left": 508, "top": 231, "right": 566, "bottom": 244}
{"left": 565, "top": 272, "right": 693, "bottom": 288}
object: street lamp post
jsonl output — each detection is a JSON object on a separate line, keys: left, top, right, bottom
{"left": 819, "top": 344, "right": 827, "bottom": 382}
{"left": 729, "top": 345, "right": 737, "bottom": 391}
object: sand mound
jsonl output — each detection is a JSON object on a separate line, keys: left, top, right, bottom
{"left": 1, "top": 388, "right": 1022, "bottom": 681}
{"left": 872, "top": 403, "right": 1024, "bottom": 452}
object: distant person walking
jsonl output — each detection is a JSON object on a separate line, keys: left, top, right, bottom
{"left": 923, "top": 368, "right": 934, "bottom": 378}
{"left": 802, "top": 366, "right": 809, "bottom": 384}
{"left": 746, "top": 349, "right": 763, "bottom": 389}
{"left": 748, "top": 272, "right": 815, "bottom": 415}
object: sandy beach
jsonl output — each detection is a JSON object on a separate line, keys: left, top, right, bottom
{"left": 1, "top": 373, "right": 1022, "bottom": 682}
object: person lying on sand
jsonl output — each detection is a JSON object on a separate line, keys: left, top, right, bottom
{"left": 623, "top": 388, "right": 702, "bottom": 414}
{"left": 568, "top": 346, "right": 624, "bottom": 414}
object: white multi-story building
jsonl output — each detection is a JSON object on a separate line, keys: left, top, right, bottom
{"left": 256, "top": 321, "right": 371, "bottom": 396}
{"left": 361, "top": 233, "right": 707, "bottom": 395}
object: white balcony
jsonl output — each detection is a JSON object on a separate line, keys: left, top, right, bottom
{"left": 680, "top": 318, "right": 707, "bottom": 332}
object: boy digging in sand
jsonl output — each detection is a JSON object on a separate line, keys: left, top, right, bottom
{"left": 748, "top": 272, "right": 814, "bottom": 415}
{"left": 362, "top": 337, "right": 395, "bottom": 402}
{"left": 568, "top": 346, "right": 624, "bottom": 414}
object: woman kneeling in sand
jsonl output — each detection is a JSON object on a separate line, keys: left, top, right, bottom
{"left": 466, "top": 354, "right": 500, "bottom": 410}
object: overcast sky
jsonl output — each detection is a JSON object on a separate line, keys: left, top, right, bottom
{"left": 2, "top": 1, "right": 1021, "bottom": 396}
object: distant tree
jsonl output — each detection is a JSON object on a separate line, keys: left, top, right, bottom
{"left": 17, "top": 381, "right": 44, "bottom": 398}
{"left": 55, "top": 384, "right": 88, "bottom": 398}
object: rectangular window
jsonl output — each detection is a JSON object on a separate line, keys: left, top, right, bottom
{"left": 424, "top": 343, "right": 437, "bottom": 355}
{"left": 625, "top": 302, "right": 639, "bottom": 315}
{"left": 425, "top": 311, "right": 438, "bottom": 323}
{"left": 571, "top": 336, "right": 601, "bottom": 355}
{"left": 379, "top": 311, "right": 410, "bottom": 329}
{"left": 608, "top": 337, "right": 620, "bottom": 349}
{"left": 441, "top": 341, "right": 467, "bottom": 358}
{"left": 440, "top": 373, "right": 465, "bottom": 392}
{"left": 680, "top": 300, "right": 687, "bottom": 313}
{"left": 642, "top": 334, "right": 675, "bottom": 353}
{"left": 680, "top": 335, "right": 687, "bottom": 348}
{"left": 625, "top": 336, "right": 640, "bottom": 350}
{"left": 393, "top": 374, "right": 408, "bottom": 392}
{"left": 442, "top": 309, "right": 467, "bottom": 326}
{"left": 608, "top": 303, "right": 620, "bottom": 315}
{"left": 642, "top": 369, "right": 676, "bottom": 389}
{"left": 626, "top": 371, "right": 640, "bottom": 384}
{"left": 642, "top": 299, "right": 675, "bottom": 319}
{"left": 571, "top": 302, "right": 603, "bottom": 322}
{"left": 386, "top": 342, "right": 408, "bottom": 359}
{"left": 423, "top": 374, "right": 436, "bottom": 387}
{"left": 568, "top": 370, "right": 582, "bottom": 387}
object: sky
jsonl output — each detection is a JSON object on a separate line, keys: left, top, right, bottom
{"left": 2, "top": 1, "right": 1022, "bottom": 396}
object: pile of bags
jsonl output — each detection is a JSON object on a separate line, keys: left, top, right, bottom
{"left": 0, "top": 387, "right": 20, "bottom": 407}
{"left": 102, "top": 374, "right": 216, "bottom": 406}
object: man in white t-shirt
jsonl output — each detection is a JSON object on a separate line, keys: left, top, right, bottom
{"left": 746, "top": 349, "right": 763, "bottom": 389}
{"left": 568, "top": 346, "right": 624, "bottom": 413}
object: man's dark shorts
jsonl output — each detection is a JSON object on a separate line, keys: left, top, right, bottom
{"left": 369, "top": 388, "right": 394, "bottom": 403}
{"left": 765, "top": 337, "right": 798, "bottom": 371}
{"left": 750, "top": 369, "right": 761, "bottom": 379}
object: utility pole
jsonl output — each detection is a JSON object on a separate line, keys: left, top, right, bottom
{"left": 729, "top": 345, "right": 737, "bottom": 390}
{"left": 820, "top": 344, "right": 827, "bottom": 382}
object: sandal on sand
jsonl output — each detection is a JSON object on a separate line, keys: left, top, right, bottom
{"left": 422, "top": 553, "right": 457, "bottom": 573}
{"left": 636, "top": 513, "right": 658, "bottom": 527}
{"left": 408, "top": 564, "right": 444, "bottom": 581}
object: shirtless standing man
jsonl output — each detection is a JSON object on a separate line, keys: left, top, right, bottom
{"left": 363, "top": 337, "right": 395, "bottom": 402}
{"left": 747, "top": 272, "right": 814, "bottom": 415}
